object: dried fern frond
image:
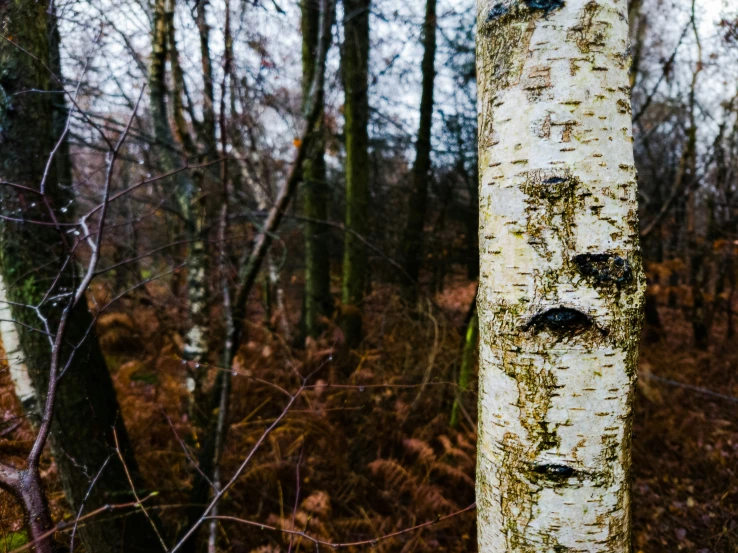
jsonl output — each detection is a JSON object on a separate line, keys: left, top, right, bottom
{"left": 97, "top": 312, "right": 141, "bottom": 353}
{"left": 429, "top": 462, "right": 474, "bottom": 488}
{"left": 368, "top": 459, "right": 417, "bottom": 494}
{"left": 402, "top": 438, "right": 436, "bottom": 464}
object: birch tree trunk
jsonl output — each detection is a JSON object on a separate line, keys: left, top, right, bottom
{"left": 0, "top": 276, "right": 36, "bottom": 412}
{"left": 476, "top": 0, "right": 645, "bottom": 551}
{"left": 149, "top": 0, "right": 209, "bottom": 368}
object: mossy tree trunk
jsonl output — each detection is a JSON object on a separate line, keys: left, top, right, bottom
{"left": 0, "top": 1, "right": 161, "bottom": 550}
{"left": 476, "top": 0, "right": 645, "bottom": 550}
{"left": 401, "top": 0, "right": 437, "bottom": 304}
{"left": 302, "top": 0, "right": 333, "bottom": 338}
{"left": 340, "top": 0, "right": 371, "bottom": 348}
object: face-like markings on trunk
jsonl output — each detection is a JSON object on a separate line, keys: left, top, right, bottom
{"left": 477, "top": 1, "right": 644, "bottom": 550}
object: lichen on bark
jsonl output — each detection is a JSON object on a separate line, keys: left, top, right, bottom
{"left": 476, "top": 0, "right": 645, "bottom": 551}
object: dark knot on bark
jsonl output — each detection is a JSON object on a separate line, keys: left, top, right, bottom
{"left": 524, "top": 0, "right": 565, "bottom": 14}
{"left": 574, "top": 253, "right": 633, "bottom": 285}
{"left": 526, "top": 307, "right": 592, "bottom": 333}
{"left": 533, "top": 463, "right": 575, "bottom": 481}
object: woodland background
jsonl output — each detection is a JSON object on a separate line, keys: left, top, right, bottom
{"left": 0, "top": 0, "right": 738, "bottom": 551}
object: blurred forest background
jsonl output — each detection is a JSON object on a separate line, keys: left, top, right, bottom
{"left": 1, "top": 0, "right": 738, "bottom": 551}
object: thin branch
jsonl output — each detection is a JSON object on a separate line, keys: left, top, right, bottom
{"left": 70, "top": 456, "right": 112, "bottom": 552}
{"left": 205, "top": 503, "right": 477, "bottom": 549}
{"left": 170, "top": 385, "right": 305, "bottom": 552}
{"left": 113, "top": 429, "right": 169, "bottom": 552}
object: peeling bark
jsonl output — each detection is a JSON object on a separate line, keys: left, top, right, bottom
{"left": 476, "top": 0, "right": 645, "bottom": 551}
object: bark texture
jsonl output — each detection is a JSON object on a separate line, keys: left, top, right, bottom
{"left": 341, "top": 0, "right": 371, "bottom": 348}
{"left": 476, "top": 0, "right": 645, "bottom": 550}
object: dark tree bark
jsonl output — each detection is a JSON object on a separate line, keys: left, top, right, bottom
{"left": 401, "top": 0, "right": 437, "bottom": 304}
{"left": 340, "top": 0, "right": 371, "bottom": 347}
{"left": 302, "top": 0, "right": 333, "bottom": 338}
{"left": 0, "top": 1, "right": 161, "bottom": 551}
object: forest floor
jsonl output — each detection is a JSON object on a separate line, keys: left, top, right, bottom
{"left": 0, "top": 276, "right": 736, "bottom": 552}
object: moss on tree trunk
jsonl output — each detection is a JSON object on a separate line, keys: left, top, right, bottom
{"left": 476, "top": 0, "right": 645, "bottom": 550}
{"left": 341, "top": 0, "right": 371, "bottom": 348}
{"left": 0, "top": 1, "right": 162, "bottom": 550}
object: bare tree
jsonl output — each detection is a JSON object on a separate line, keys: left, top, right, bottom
{"left": 0, "top": 2, "right": 163, "bottom": 551}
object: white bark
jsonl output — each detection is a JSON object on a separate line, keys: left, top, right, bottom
{"left": 0, "top": 275, "right": 35, "bottom": 409}
{"left": 476, "top": 1, "right": 645, "bottom": 551}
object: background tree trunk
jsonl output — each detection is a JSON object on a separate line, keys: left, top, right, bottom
{"left": 0, "top": 276, "right": 36, "bottom": 412}
{"left": 0, "top": 1, "right": 161, "bottom": 551}
{"left": 340, "top": 0, "right": 371, "bottom": 348}
{"left": 302, "top": 0, "right": 333, "bottom": 338}
{"left": 401, "top": 0, "right": 437, "bottom": 304}
{"left": 476, "top": 0, "right": 645, "bottom": 550}
{"left": 149, "top": 0, "right": 210, "bottom": 368}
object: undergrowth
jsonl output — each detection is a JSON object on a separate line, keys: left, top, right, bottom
{"left": 0, "top": 277, "right": 736, "bottom": 552}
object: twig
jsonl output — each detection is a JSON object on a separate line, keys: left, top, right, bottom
{"left": 9, "top": 495, "right": 160, "bottom": 553}
{"left": 204, "top": 502, "right": 477, "bottom": 549}
{"left": 641, "top": 373, "right": 738, "bottom": 404}
{"left": 112, "top": 429, "right": 169, "bottom": 552}
{"left": 170, "top": 385, "right": 306, "bottom": 552}
{"left": 70, "top": 456, "right": 112, "bottom": 552}
{"left": 287, "top": 446, "right": 304, "bottom": 553}
{"left": 162, "top": 411, "right": 215, "bottom": 490}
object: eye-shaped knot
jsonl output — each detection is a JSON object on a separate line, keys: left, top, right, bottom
{"left": 526, "top": 307, "right": 592, "bottom": 333}
{"left": 533, "top": 463, "right": 576, "bottom": 481}
{"left": 486, "top": 0, "right": 565, "bottom": 23}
